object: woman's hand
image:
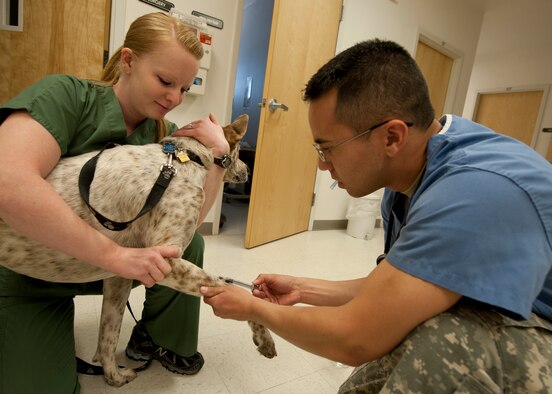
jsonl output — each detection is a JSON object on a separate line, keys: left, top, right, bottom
{"left": 106, "top": 245, "right": 180, "bottom": 288}
{"left": 173, "top": 113, "right": 229, "bottom": 157}
{"left": 252, "top": 274, "right": 302, "bottom": 305}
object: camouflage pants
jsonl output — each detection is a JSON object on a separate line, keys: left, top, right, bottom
{"left": 339, "top": 300, "right": 552, "bottom": 394}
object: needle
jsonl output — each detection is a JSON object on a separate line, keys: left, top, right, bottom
{"left": 219, "top": 276, "right": 260, "bottom": 291}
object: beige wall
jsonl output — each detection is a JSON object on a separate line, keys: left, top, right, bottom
{"left": 463, "top": 0, "right": 552, "bottom": 157}
{"left": 311, "top": 0, "right": 485, "bottom": 223}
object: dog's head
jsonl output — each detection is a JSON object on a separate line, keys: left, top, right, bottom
{"left": 222, "top": 114, "right": 249, "bottom": 184}
{"left": 161, "top": 115, "right": 249, "bottom": 184}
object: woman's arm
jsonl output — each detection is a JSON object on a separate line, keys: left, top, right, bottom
{"left": 172, "top": 113, "right": 229, "bottom": 225}
{"left": 0, "top": 111, "right": 177, "bottom": 286}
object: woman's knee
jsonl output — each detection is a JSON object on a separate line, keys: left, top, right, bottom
{"left": 182, "top": 231, "right": 205, "bottom": 267}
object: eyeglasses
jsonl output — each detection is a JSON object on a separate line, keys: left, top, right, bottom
{"left": 312, "top": 119, "right": 413, "bottom": 162}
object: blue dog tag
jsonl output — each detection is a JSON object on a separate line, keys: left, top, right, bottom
{"left": 163, "top": 142, "right": 176, "bottom": 154}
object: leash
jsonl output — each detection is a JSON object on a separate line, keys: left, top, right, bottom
{"left": 76, "top": 141, "right": 205, "bottom": 375}
{"left": 78, "top": 141, "right": 204, "bottom": 231}
{"left": 76, "top": 356, "right": 153, "bottom": 376}
{"left": 76, "top": 301, "right": 152, "bottom": 376}
{"left": 76, "top": 356, "right": 153, "bottom": 375}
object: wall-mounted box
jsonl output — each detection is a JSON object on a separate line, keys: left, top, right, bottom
{"left": 170, "top": 10, "right": 212, "bottom": 70}
{"left": 188, "top": 68, "right": 207, "bottom": 95}
{"left": 199, "top": 32, "right": 212, "bottom": 70}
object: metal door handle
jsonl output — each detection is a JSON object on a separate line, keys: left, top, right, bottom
{"left": 268, "top": 98, "right": 289, "bottom": 113}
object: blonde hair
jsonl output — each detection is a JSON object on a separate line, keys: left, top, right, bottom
{"left": 102, "top": 12, "right": 204, "bottom": 141}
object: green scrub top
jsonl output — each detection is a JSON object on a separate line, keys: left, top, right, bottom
{"left": 0, "top": 74, "right": 178, "bottom": 156}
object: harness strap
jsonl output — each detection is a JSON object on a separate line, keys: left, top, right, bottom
{"left": 78, "top": 143, "right": 176, "bottom": 231}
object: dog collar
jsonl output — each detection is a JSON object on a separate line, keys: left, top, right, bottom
{"left": 162, "top": 142, "right": 205, "bottom": 168}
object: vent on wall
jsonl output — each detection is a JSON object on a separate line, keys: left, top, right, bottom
{"left": 1, "top": 0, "right": 23, "bottom": 32}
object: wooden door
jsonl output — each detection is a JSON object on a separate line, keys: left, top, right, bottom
{"left": 473, "top": 90, "right": 543, "bottom": 146}
{"left": 0, "top": 0, "right": 109, "bottom": 103}
{"left": 244, "top": 0, "right": 342, "bottom": 248}
{"left": 415, "top": 40, "right": 453, "bottom": 116}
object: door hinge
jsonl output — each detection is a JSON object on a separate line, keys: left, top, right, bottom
{"left": 339, "top": 4, "right": 344, "bottom": 22}
{"left": 312, "top": 193, "right": 316, "bottom": 206}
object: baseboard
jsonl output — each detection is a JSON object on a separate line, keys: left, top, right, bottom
{"left": 312, "top": 219, "right": 348, "bottom": 230}
{"left": 199, "top": 219, "right": 381, "bottom": 235}
{"left": 197, "top": 222, "right": 213, "bottom": 235}
{"left": 312, "top": 218, "right": 381, "bottom": 231}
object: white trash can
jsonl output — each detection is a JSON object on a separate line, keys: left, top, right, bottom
{"left": 346, "top": 194, "right": 381, "bottom": 240}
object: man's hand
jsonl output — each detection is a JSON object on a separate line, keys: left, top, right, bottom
{"left": 251, "top": 274, "right": 302, "bottom": 305}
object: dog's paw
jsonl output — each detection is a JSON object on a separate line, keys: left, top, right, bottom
{"left": 256, "top": 340, "right": 277, "bottom": 359}
{"left": 104, "top": 367, "right": 137, "bottom": 387}
{"left": 248, "top": 321, "right": 277, "bottom": 359}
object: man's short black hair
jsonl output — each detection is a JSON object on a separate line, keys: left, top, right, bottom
{"left": 303, "top": 39, "right": 435, "bottom": 131}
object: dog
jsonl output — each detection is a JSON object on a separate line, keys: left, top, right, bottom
{"left": 0, "top": 114, "right": 276, "bottom": 387}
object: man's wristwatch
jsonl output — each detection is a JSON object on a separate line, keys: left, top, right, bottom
{"left": 213, "top": 154, "right": 232, "bottom": 169}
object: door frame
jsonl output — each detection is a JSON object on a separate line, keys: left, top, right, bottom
{"left": 414, "top": 30, "right": 463, "bottom": 115}
{"left": 472, "top": 84, "right": 550, "bottom": 149}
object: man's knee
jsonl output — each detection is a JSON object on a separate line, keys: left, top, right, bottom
{"left": 340, "top": 304, "right": 503, "bottom": 393}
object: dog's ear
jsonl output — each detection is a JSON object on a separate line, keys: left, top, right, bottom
{"left": 222, "top": 114, "right": 249, "bottom": 152}
{"left": 231, "top": 114, "right": 249, "bottom": 137}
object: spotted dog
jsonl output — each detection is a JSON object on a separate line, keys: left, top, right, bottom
{"left": 0, "top": 114, "right": 276, "bottom": 387}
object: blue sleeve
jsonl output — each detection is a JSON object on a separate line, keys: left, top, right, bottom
{"left": 386, "top": 169, "right": 552, "bottom": 319}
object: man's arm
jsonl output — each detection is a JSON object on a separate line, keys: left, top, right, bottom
{"left": 203, "top": 259, "right": 461, "bottom": 366}
{"left": 252, "top": 274, "right": 367, "bottom": 306}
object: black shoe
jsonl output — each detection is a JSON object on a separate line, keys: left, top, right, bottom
{"left": 126, "top": 321, "right": 205, "bottom": 375}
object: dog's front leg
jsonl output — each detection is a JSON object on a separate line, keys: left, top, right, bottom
{"left": 159, "top": 258, "right": 277, "bottom": 359}
{"left": 93, "top": 277, "right": 137, "bottom": 387}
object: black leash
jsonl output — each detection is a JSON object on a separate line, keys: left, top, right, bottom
{"left": 76, "top": 302, "right": 152, "bottom": 376}
{"left": 78, "top": 141, "right": 205, "bottom": 231}
{"left": 76, "top": 141, "right": 204, "bottom": 375}
{"left": 76, "top": 356, "right": 153, "bottom": 376}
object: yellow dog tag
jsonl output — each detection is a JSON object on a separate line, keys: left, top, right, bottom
{"left": 176, "top": 151, "right": 190, "bottom": 163}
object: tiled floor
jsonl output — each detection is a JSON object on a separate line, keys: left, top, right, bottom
{"left": 75, "top": 201, "right": 383, "bottom": 393}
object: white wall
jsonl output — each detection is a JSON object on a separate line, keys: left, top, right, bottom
{"left": 463, "top": 0, "right": 552, "bottom": 157}
{"left": 311, "top": 0, "right": 485, "bottom": 223}
{"left": 110, "top": 0, "right": 243, "bottom": 228}
{"left": 111, "top": 0, "right": 552, "bottom": 230}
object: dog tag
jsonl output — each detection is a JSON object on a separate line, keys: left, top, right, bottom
{"left": 163, "top": 142, "right": 176, "bottom": 154}
{"left": 176, "top": 150, "right": 190, "bottom": 163}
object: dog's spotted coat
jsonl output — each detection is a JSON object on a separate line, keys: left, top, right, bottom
{"left": 0, "top": 115, "right": 276, "bottom": 386}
